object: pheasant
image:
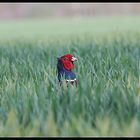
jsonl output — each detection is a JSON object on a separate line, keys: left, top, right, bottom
{"left": 57, "top": 54, "right": 78, "bottom": 87}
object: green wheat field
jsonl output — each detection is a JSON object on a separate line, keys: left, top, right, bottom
{"left": 0, "top": 16, "right": 140, "bottom": 136}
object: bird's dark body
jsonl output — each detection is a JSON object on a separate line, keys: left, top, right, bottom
{"left": 57, "top": 54, "right": 78, "bottom": 87}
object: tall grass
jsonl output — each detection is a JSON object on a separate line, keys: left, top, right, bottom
{"left": 0, "top": 17, "right": 140, "bottom": 136}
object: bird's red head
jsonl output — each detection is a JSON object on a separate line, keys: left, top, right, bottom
{"left": 60, "top": 54, "right": 77, "bottom": 71}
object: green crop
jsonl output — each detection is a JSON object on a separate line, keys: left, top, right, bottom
{"left": 0, "top": 16, "right": 140, "bottom": 136}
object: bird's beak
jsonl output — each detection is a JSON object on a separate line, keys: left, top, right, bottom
{"left": 71, "top": 56, "right": 77, "bottom": 62}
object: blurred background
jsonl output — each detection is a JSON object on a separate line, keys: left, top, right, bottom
{"left": 0, "top": 3, "right": 140, "bottom": 20}
{"left": 0, "top": 3, "right": 140, "bottom": 42}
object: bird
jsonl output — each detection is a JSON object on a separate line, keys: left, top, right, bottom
{"left": 57, "top": 54, "right": 78, "bottom": 87}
